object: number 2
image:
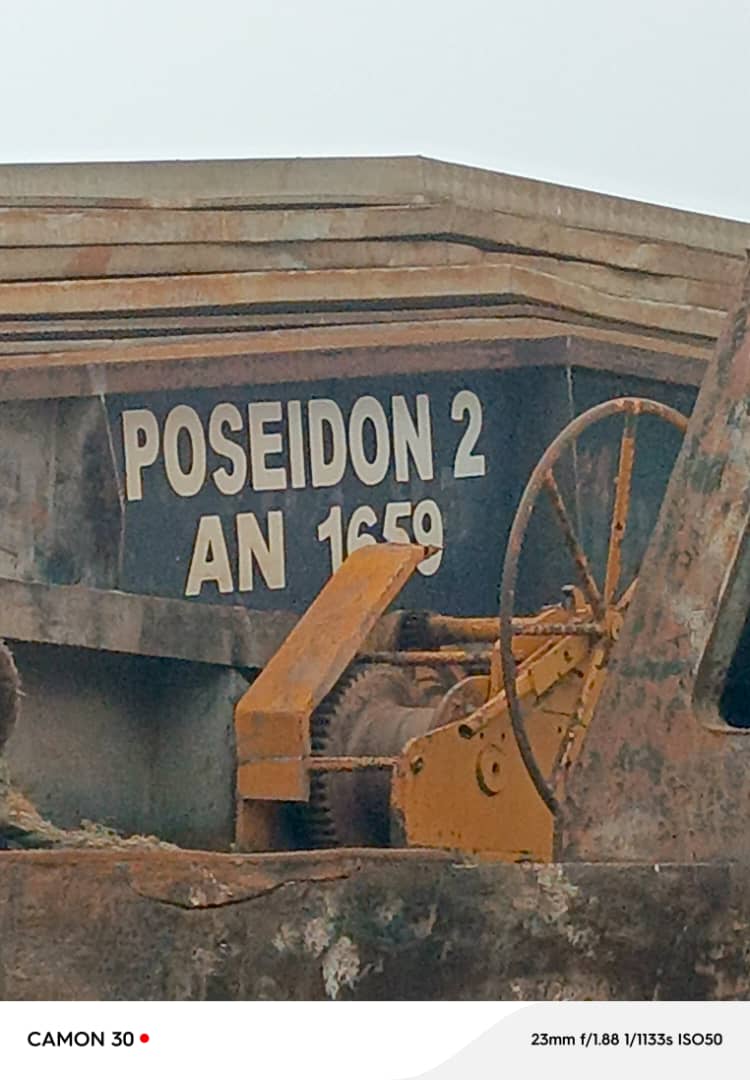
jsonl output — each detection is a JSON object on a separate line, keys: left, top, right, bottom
{"left": 451, "top": 390, "right": 486, "bottom": 478}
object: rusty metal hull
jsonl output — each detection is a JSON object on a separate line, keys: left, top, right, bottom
{"left": 0, "top": 157, "right": 741, "bottom": 873}
{"left": 0, "top": 353, "right": 695, "bottom": 850}
{"left": 559, "top": 270, "right": 750, "bottom": 863}
{"left": 0, "top": 848, "right": 748, "bottom": 1000}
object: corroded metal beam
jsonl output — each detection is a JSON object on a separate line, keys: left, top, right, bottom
{"left": 0, "top": 326, "right": 710, "bottom": 403}
{"left": 0, "top": 156, "right": 746, "bottom": 256}
{"left": 0, "top": 263, "right": 725, "bottom": 340}
{"left": 0, "top": 203, "right": 740, "bottom": 284}
{"left": 0, "top": 238, "right": 487, "bottom": 281}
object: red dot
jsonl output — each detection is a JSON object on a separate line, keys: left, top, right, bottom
{"left": 140, "top": 1034, "right": 150, "bottom": 1044}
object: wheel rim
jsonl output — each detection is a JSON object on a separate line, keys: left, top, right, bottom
{"left": 498, "top": 396, "right": 689, "bottom": 814}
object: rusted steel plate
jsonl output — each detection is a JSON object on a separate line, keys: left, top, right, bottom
{"left": 0, "top": 264, "right": 725, "bottom": 339}
{"left": 0, "top": 299, "right": 723, "bottom": 347}
{"left": 0, "top": 258, "right": 731, "bottom": 317}
{"left": 450, "top": 206, "right": 741, "bottom": 286}
{"left": 515, "top": 255, "right": 731, "bottom": 309}
{"left": 0, "top": 322, "right": 710, "bottom": 405}
{"left": 1, "top": 156, "right": 747, "bottom": 257}
{"left": 559, "top": 270, "right": 750, "bottom": 862}
{"left": 0, "top": 246, "right": 732, "bottom": 316}
{"left": 0, "top": 848, "right": 748, "bottom": 999}
{"left": 0, "top": 302, "right": 681, "bottom": 339}
{"left": 0, "top": 306, "right": 543, "bottom": 340}
{"left": 427, "top": 157, "right": 750, "bottom": 255}
{"left": 0, "top": 239, "right": 487, "bottom": 281}
{"left": 564, "top": 335, "right": 708, "bottom": 385}
{"left": 0, "top": 205, "right": 443, "bottom": 247}
{"left": 0, "top": 203, "right": 740, "bottom": 285}
{"left": 0, "top": 193, "right": 428, "bottom": 210}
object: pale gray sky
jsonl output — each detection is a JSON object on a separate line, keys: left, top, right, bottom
{"left": 3, "top": 0, "right": 748, "bottom": 220}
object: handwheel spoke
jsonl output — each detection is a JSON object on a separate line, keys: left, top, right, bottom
{"left": 548, "top": 641, "right": 608, "bottom": 795}
{"left": 499, "top": 397, "right": 688, "bottom": 817}
{"left": 543, "top": 469, "right": 604, "bottom": 620}
{"left": 604, "top": 412, "right": 637, "bottom": 605}
{"left": 615, "top": 576, "right": 639, "bottom": 611}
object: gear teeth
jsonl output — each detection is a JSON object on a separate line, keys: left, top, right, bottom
{"left": 304, "top": 663, "right": 369, "bottom": 848}
{"left": 303, "top": 660, "right": 440, "bottom": 849}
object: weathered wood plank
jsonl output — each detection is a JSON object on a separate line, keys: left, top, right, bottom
{"left": 0, "top": 205, "right": 443, "bottom": 247}
{"left": 0, "top": 260, "right": 731, "bottom": 327}
{"left": 0, "top": 155, "right": 745, "bottom": 256}
{"left": 448, "top": 206, "right": 741, "bottom": 285}
{"left": 0, "top": 239, "right": 486, "bottom": 281}
{"left": 0, "top": 203, "right": 741, "bottom": 284}
{"left": 0, "top": 263, "right": 725, "bottom": 338}
{"left": 0, "top": 302, "right": 717, "bottom": 355}
{"left": 0, "top": 193, "right": 429, "bottom": 210}
{"left": 0, "top": 247, "right": 733, "bottom": 313}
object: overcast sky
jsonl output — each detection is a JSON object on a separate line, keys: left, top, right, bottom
{"left": 3, "top": 0, "right": 748, "bottom": 220}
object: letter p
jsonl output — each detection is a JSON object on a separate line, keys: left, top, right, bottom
{"left": 122, "top": 409, "right": 160, "bottom": 501}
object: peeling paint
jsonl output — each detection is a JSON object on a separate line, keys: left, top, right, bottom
{"left": 303, "top": 917, "right": 333, "bottom": 957}
{"left": 272, "top": 923, "right": 301, "bottom": 953}
{"left": 413, "top": 903, "right": 438, "bottom": 940}
{"left": 536, "top": 864, "right": 579, "bottom": 920}
{"left": 322, "top": 936, "right": 360, "bottom": 1000}
{"left": 375, "top": 896, "right": 404, "bottom": 926}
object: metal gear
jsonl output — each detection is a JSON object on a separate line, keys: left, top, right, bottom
{"left": 304, "top": 662, "right": 444, "bottom": 848}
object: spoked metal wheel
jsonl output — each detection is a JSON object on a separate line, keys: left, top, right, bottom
{"left": 499, "top": 397, "right": 688, "bottom": 814}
